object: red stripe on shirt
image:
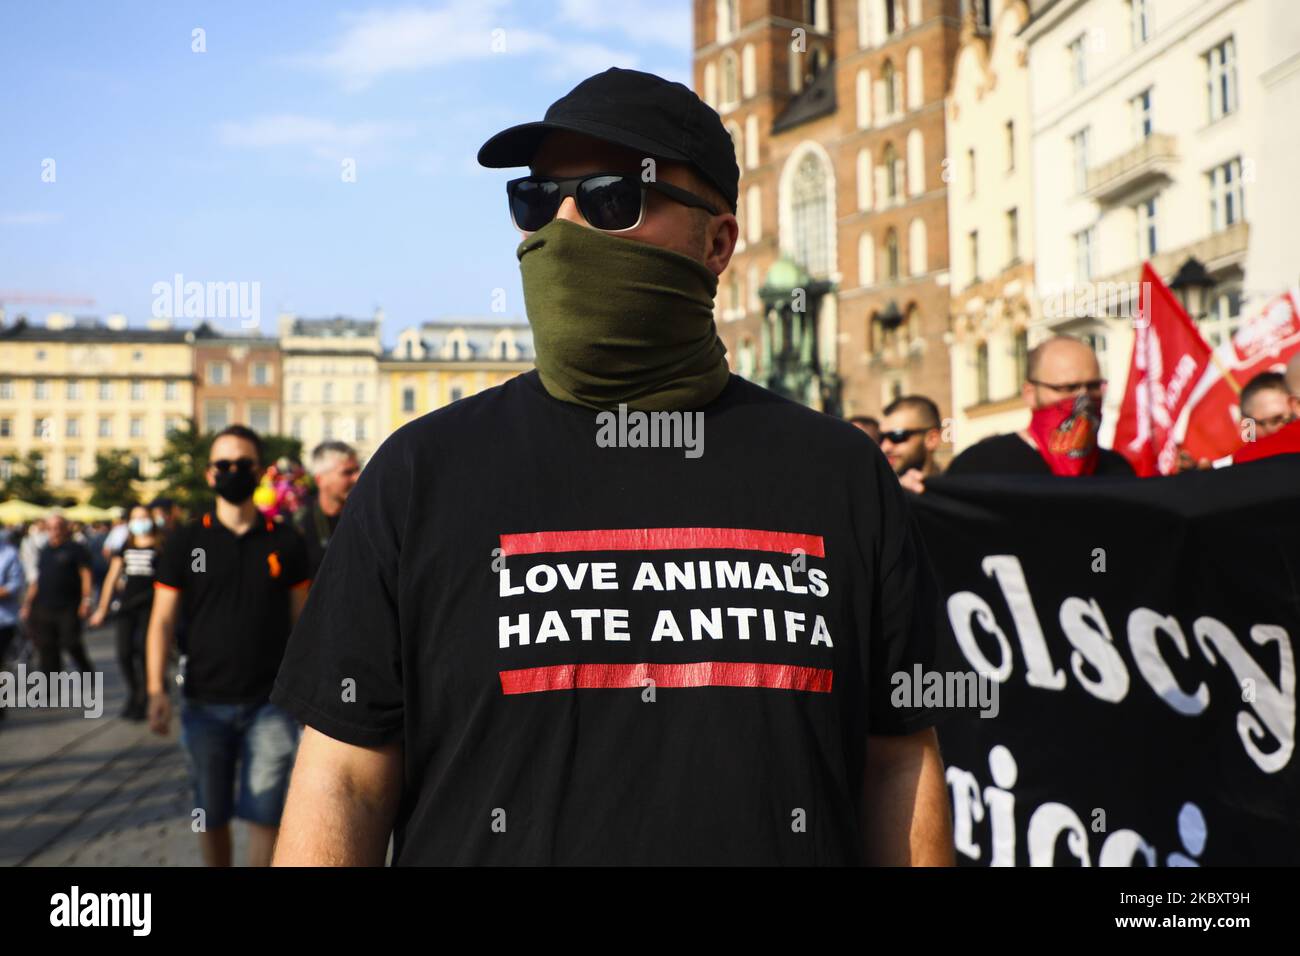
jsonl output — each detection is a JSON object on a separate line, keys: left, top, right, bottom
{"left": 499, "top": 661, "right": 833, "bottom": 695}
{"left": 153, "top": 581, "right": 179, "bottom": 592}
{"left": 499, "top": 528, "right": 825, "bottom": 558}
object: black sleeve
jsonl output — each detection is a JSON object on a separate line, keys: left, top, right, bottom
{"left": 74, "top": 543, "right": 92, "bottom": 569}
{"left": 272, "top": 434, "right": 408, "bottom": 747}
{"left": 862, "top": 448, "right": 947, "bottom": 736}
{"left": 278, "top": 526, "right": 311, "bottom": 588}
{"left": 154, "top": 526, "right": 190, "bottom": 590}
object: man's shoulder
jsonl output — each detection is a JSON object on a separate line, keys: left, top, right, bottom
{"left": 722, "top": 376, "right": 879, "bottom": 453}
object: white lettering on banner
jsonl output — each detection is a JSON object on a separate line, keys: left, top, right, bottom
{"left": 945, "top": 554, "right": 1296, "bottom": 773}
{"left": 947, "top": 744, "right": 1207, "bottom": 867}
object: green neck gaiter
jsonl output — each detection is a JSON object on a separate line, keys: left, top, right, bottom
{"left": 517, "top": 218, "right": 731, "bottom": 411}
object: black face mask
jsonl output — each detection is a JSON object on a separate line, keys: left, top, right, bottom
{"left": 213, "top": 469, "right": 258, "bottom": 504}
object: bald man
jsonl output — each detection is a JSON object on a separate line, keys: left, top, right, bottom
{"left": 947, "top": 335, "right": 1135, "bottom": 477}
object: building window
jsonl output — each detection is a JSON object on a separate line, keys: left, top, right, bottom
{"left": 1014, "top": 330, "right": 1029, "bottom": 383}
{"left": 130, "top": 380, "right": 145, "bottom": 401}
{"left": 322, "top": 382, "right": 334, "bottom": 403}
{"left": 1137, "top": 197, "right": 1158, "bottom": 257}
{"left": 35, "top": 350, "right": 45, "bottom": 361}
{"left": 791, "top": 151, "right": 831, "bottom": 277}
{"left": 1071, "top": 128, "right": 1090, "bottom": 194}
{"left": 1005, "top": 120, "right": 1015, "bottom": 171}
{"left": 98, "top": 380, "right": 112, "bottom": 400}
{"left": 354, "top": 382, "right": 365, "bottom": 404}
{"left": 0, "top": 459, "right": 10, "bottom": 482}
{"left": 249, "top": 403, "right": 272, "bottom": 433}
{"left": 165, "top": 417, "right": 181, "bottom": 436}
{"left": 65, "top": 456, "right": 80, "bottom": 481}
{"left": 882, "top": 142, "right": 899, "bottom": 201}
{"left": 402, "top": 387, "right": 416, "bottom": 414}
{"left": 291, "top": 416, "right": 304, "bottom": 439}
{"left": 1206, "top": 37, "right": 1237, "bottom": 121}
{"left": 1074, "top": 227, "right": 1096, "bottom": 280}
{"left": 164, "top": 381, "right": 178, "bottom": 401}
{"left": 1129, "top": 0, "right": 1150, "bottom": 47}
{"left": 717, "top": 0, "right": 738, "bottom": 41}
{"left": 1199, "top": 285, "right": 1243, "bottom": 348}
{"left": 322, "top": 416, "right": 335, "bottom": 440}
{"left": 908, "top": 217, "right": 927, "bottom": 276}
{"left": 206, "top": 361, "right": 229, "bottom": 385}
{"left": 129, "top": 417, "right": 144, "bottom": 438}
{"left": 882, "top": 60, "right": 898, "bottom": 115}
{"left": 66, "top": 380, "right": 81, "bottom": 400}
{"left": 251, "top": 362, "right": 272, "bottom": 386}
{"left": 66, "top": 417, "right": 80, "bottom": 438}
{"left": 975, "top": 342, "right": 990, "bottom": 404}
{"left": 721, "top": 51, "right": 739, "bottom": 110}
{"left": 0, "top": 418, "right": 10, "bottom": 438}
{"left": 98, "top": 416, "right": 112, "bottom": 438}
{"left": 1132, "top": 89, "right": 1153, "bottom": 141}
{"left": 966, "top": 147, "right": 975, "bottom": 197}
{"left": 1209, "top": 158, "right": 1245, "bottom": 231}
{"left": 0, "top": 379, "right": 11, "bottom": 399}
{"left": 291, "top": 382, "right": 303, "bottom": 403}
{"left": 33, "top": 455, "right": 46, "bottom": 480}
{"left": 450, "top": 387, "right": 464, "bottom": 403}
{"left": 34, "top": 417, "right": 49, "bottom": 439}
{"left": 34, "top": 379, "right": 48, "bottom": 400}
{"left": 885, "top": 228, "right": 900, "bottom": 280}
{"left": 1007, "top": 208, "right": 1020, "bottom": 265}
{"left": 1068, "top": 34, "right": 1087, "bottom": 91}
{"left": 968, "top": 230, "right": 980, "bottom": 283}
{"left": 204, "top": 401, "right": 229, "bottom": 432}
{"left": 885, "top": 0, "right": 898, "bottom": 35}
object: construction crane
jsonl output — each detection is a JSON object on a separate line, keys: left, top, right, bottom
{"left": 0, "top": 291, "right": 96, "bottom": 326}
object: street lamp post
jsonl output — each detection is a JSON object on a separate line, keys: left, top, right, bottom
{"left": 1169, "top": 256, "right": 1216, "bottom": 321}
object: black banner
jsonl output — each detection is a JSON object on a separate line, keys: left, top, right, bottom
{"left": 913, "top": 455, "right": 1300, "bottom": 866}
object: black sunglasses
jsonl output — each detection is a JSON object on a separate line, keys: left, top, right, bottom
{"left": 1028, "top": 378, "right": 1107, "bottom": 394}
{"left": 211, "top": 457, "right": 256, "bottom": 474}
{"left": 507, "top": 172, "right": 720, "bottom": 233}
{"left": 880, "top": 428, "right": 930, "bottom": 444}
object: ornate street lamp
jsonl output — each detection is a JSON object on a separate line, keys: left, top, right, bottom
{"left": 1169, "top": 256, "right": 1215, "bottom": 320}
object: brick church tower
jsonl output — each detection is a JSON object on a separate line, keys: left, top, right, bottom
{"left": 694, "top": 0, "right": 962, "bottom": 420}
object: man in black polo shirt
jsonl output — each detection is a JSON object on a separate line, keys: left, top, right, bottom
{"left": 272, "top": 68, "right": 953, "bottom": 867}
{"left": 19, "top": 513, "right": 94, "bottom": 675}
{"left": 146, "top": 425, "right": 310, "bottom": 867}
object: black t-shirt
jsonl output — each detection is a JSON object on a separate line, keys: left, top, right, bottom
{"left": 114, "top": 543, "right": 159, "bottom": 611}
{"left": 34, "top": 541, "right": 90, "bottom": 610}
{"left": 272, "top": 371, "right": 946, "bottom": 865}
{"left": 946, "top": 432, "right": 1137, "bottom": 477}
{"left": 157, "top": 512, "right": 310, "bottom": 704}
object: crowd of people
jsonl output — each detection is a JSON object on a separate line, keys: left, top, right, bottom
{"left": 0, "top": 432, "right": 361, "bottom": 864}
{"left": 850, "top": 336, "right": 1300, "bottom": 492}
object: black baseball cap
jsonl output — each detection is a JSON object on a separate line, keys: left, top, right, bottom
{"left": 477, "top": 67, "right": 739, "bottom": 213}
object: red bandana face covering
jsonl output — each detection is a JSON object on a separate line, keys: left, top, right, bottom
{"left": 1028, "top": 394, "right": 1102, "bottom": 476}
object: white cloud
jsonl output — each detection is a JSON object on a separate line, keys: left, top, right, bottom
{"left": 216, "top": 115, "right": 415, "bottom": 160}
{"left": 557, "top": 0, "right": 692, "bottom": 49}
{"left": 288, "top": 2, "right": 640, "bottom": 90}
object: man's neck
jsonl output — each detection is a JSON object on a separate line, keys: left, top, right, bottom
{"left": 215, "top": 497, "right": 259, "bottom": 533}
{"left": 318, "top": 493, "right": 342, "bottom": 518}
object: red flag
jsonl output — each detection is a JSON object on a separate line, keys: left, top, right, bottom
{"left": 1113, "top": 263, "right": 1214, "bottom": 476}
{"left": 1181, "top": 288, "right": 1300, "bottom": 462}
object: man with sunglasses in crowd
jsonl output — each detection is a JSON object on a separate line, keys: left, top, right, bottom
{"left": 271, "top": 68, "right": 953, "bottom": 867}
{"left": 946, "top": 335, "right": 1135, "bottom": 478}
{"left": 146, "top": 425, "right": 310, "bottom": 866}
{"left": 878, "top": 396, "right": 945, "bottom": 494}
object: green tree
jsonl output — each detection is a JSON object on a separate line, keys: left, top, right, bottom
{"left": 263, "top": 435, "right": 304, "bottom": 468}
{"left": 153, "top": 419, "right": 214, "bottom": 512}
{"left": 2, "top": 451, "right": 56, "bottom": 505}
{"left": 87, "top": 449, "right": 141, "bottom": 508}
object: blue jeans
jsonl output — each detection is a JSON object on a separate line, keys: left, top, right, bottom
{"left": 179, "top": 699, "right": 300, "bottom": 829}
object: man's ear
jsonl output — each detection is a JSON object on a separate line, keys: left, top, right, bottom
{"left": 924, "top": 429, "right": 942, "bottom": 452}
{"left": 1021, "top": 380, "right": 1037, "bottom": 408}
{"left": 704, "top": 214, "right": 739, "bottom": 277}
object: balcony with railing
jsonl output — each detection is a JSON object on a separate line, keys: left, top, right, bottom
{"left": 1085, "top": 133, "right": 1178, "bottom": 204}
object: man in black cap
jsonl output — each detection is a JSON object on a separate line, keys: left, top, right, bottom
{"left": 272, "top": 68, "right": 953, "bottom": 866}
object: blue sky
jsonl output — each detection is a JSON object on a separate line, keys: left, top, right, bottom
{"left": 0, "top": 0, "right": 692, "bottom": 342}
